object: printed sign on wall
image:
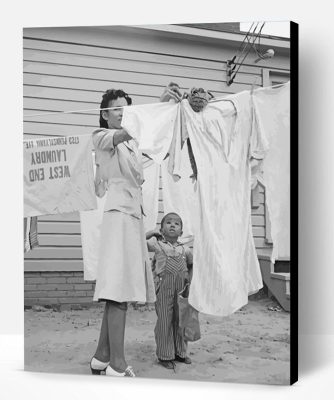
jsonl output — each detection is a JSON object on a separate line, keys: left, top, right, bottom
{"left": 24, "top": 135, "right": 97, "bottom": 217}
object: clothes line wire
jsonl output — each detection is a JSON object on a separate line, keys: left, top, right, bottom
{"left": 24, "top": 99, "right": 226, "bottom": 118}
{"left": 233, "top": 22, "right": 258, "bottom": 68}
{"left": 23, "top": 105, "right": 126, "bottom": 118}
{"left": 23, "top": 82, "right": 288, "bottom": 119}
{"left": 22, "top": 96, "right": 245, "bottom": 118}
{"left": 231, "top": 23, "right": 265, "bottom": 82}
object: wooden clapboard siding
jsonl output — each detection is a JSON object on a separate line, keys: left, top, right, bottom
{"left": 24, "top": 98, "right": 98, "bottom": 114}
{"left": 252, "top": 215, "right": 265, "bottom": 226}
{"left": 23, "top": 123, "right": 92, "bottom": 138}
{"left": 38, "top": 222, "right": 81, "bottom": 234}
{"left": 251, "top": 203, "right": 265, "bottom": 216}
{"left": 25, "top": 247, "right": 83, "bottom": 259}
{"left": 251, "top": 183, "right": 272, "bottom": 250}
{"left": 38, "top": 211, "right": 80, "bottom": 222}
{"left": 24, "top": 85, "right": 157, "bottom": 106}
{"left": 23, "top": 26, "right": 289, "bottom": 68}
{"left": 23, "top": 61, "right": 261, "bottom": 91}
{"left": 24, "top": 25, "right": 289, "bottom": 272}
{"left": 38, "top": 234, "right": 82, "bottom": 246}
{"left": 24, "top": 260, "right": 83, "bottom": 272}
{"left": 23, "top": 48, "right": 262, "bottom": 85}
{"left": 23, "top": 35, "right": 289, "bottom": 72}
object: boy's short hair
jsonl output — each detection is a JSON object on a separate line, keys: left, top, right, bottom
{"left": 160, "top": 212, "right": 183, "bottom": 230}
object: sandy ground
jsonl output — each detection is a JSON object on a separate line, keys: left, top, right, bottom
{"left": 24, "top": 296, "right": 290, "bottom": 385}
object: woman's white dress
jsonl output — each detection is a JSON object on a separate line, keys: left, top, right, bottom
{"left": 92, "top": 128, "right": 155, "bottom": 303}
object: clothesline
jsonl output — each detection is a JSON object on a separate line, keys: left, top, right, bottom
{"left": 23, "top": 97, "right": 228, "bottom": 118}
{"left": 23, "top": 83, "right": 288, "bottom": 119}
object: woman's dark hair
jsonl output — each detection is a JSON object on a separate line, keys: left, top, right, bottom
{"left": 99, "top": 89, "right": 132, "bottom": 128}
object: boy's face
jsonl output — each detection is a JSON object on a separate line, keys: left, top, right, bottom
{"left": 161, "top": 214, "right": 183, "bottom": 239}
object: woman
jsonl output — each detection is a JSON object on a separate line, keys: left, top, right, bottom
{"left": 90, "top": 84, "right": 182, "bottom": 377}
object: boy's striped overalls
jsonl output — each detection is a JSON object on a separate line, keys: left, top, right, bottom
{"left": 153, "top": 241, "right": 190, "bottom": 361}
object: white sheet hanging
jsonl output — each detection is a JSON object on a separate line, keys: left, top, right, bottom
{"left": 121, "top": 101, "right": 179, "bottom": 164}
{"left": 179, "top": 94, "right": 265, "bottom": 316}
{"left": 160, "top": 146, "right": 197, "bottom": 245}
{"left": 252, "top": 82, "right": 290, "bottom": 262}
{"left": 142, "top": 158, "right": 161, "bottom": 232}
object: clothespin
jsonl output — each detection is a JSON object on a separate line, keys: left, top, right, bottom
{"left": 226, "top": 56, "right": 236, "bottom": 86}
{"left": 207, "top": 91, "right": 215, "bottom": 100}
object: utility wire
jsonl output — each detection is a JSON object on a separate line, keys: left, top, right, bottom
{"left": 231, "top": 22, "right": 266, "bottom": 82}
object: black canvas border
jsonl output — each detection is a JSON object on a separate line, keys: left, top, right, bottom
{"left": 290, "top": 20, "right": 299, "bottom": 385}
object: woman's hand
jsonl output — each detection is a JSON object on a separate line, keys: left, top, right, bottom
{"left": 160, "top": 82, "right": 183, "bottom": 103}
{"left": 113, "top": 128, "right": 132, "bottom": 146}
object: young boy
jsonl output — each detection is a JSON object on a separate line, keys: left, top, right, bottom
{"left": 146, "top": 212, "right": 193, "bottom": 369}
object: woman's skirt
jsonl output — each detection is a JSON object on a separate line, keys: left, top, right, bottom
{"left": 93, "top": 210, "right": 156, "bottom": 303}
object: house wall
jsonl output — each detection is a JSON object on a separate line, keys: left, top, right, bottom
{"left": 23, "top": 25, "right": 290, "bottom": 307}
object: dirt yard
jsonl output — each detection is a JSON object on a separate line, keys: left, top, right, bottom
{"left": 24, "top": 297, "right": 290, "bottom": 385}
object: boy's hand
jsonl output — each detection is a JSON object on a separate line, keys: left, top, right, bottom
{"left": 146, "top": 229, "right": 163, "bottom": 241}
{"left": 152, "top": 230, "right": 163, "bottom": 240}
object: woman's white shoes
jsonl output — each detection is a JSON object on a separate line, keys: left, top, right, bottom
{"left": 106, "top": 365, "right": 136, "bottom": 377}
{"left": 124, "top": 366, "right": 136, "bottom": 377}
{"left": 106, "top": 365, "right": 126, "bottom": 377}
{"left": 90, "top": 357, "right": 136, "bottom": 377}
{"left": 90, "top": 357, "right": 109, "bottom": 375}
